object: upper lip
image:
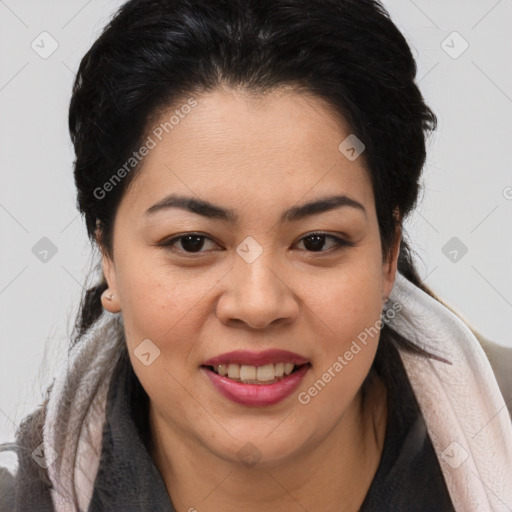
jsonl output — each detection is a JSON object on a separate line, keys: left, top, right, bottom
{"left": 202, "top": 349, "right": 310, "bottom": 367}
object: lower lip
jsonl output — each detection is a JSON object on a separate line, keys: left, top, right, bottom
{"left": 202, "top": 364, "right": 310, "bottom": 407}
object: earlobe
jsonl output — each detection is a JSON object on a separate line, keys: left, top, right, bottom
{"left": 101, "top": 287, "right": 121, "bottom": 313}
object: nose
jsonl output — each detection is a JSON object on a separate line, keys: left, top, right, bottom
{"left": 215, "top": 253, "right": 300, "bottom": 330}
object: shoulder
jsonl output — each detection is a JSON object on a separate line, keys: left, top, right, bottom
{"left": 0, "top": 407, "right": 55, "bottom": 512}
{"left": 473, "top": 330, "right": 512, "bottom": 420}
{"left": 0, "top": 442, "right": 55, "bottom": 512}
{"left": 0, "top": 443, "right": 18, "bottom": 512}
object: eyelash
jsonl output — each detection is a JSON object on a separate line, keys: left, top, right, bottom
{"left": 157, "top": 232, "right": 353, "bottom": 256}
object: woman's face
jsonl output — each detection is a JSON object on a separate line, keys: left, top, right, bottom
{"left": 101, "top": 86, "right": 399, "bottom": 467}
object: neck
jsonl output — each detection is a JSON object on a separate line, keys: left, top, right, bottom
{"left": 149, "top": 373, "right": 387, "bottom": 512}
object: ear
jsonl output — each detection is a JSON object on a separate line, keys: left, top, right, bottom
{"left": 96, "top": 224, "right": 121, "bottom": 313}
{"left": 381, "top": 212, "right": 401, "bottom": 302}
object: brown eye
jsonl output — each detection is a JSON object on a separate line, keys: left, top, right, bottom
{"left": 159, "top": 233, "right": 219, "bottom": 254}
{"left": 295, "top": 233, "right": 352, "bottom": 253}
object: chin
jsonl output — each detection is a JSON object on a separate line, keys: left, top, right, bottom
{"left": 200, "top": 420, "right": 314, "bottom": 469}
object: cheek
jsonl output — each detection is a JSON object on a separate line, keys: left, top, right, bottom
{"left": 319, "top": 282, "right": 382, "bottom": 364}
{"left": 310, "top": 253, "right": 384, "bottom": 379}
{"left": 118, "top": 262, "right": 211, "bottom": 420}
{"left": 320, "top": 246, "right": 384, "bottom": 334}
{"left": 115, "top": 253, "right": 210, "bottom": 339}
{"left": 115, "top": 256, "right": 224, "bottom": 390}
{"left": 298, "top": 275, "right": 383, "bottom": 424}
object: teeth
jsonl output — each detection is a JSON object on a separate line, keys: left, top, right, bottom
{"left": 240, "top": 365, "right": 256, "bottom": 381}
{"left": 212, "top": 362, "right": 301, "bottom": 382}
{"left": 274, "top": 362, "right": 284, "bottom": 377}
{"left": 256, "top": 364, "right": 275, "bottom": 381}
{"left": 227, "top": 364, "right": 240, "bottom": 379}
{"left": 217, "top": 364, "right": 228, "bottom": 377}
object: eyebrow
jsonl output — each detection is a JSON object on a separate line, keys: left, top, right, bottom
{"left": 145, "top": 193, "right": 367, "bottom": 223}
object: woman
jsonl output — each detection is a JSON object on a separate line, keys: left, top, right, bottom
{"left": 1, "top": 0, "right": 511, "bottom": 510}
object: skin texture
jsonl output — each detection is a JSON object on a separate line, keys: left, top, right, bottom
{"left": 100, "top": 85, "right": 401, "bottom": 512}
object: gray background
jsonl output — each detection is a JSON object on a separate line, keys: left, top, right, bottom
{"left": 1, "top": 0, "right": 511, "bottom": 446}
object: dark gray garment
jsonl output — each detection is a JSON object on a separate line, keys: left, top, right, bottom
{"left": 88, "top": 346, "right": 176, "bottom": 511}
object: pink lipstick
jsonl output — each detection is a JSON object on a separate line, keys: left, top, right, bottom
{"left": 201, "top": 349, "right": 311, "bottom": 407}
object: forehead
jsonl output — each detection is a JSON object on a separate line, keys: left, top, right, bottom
{"left": 120, "top": 86, "right": 375, "bottom": 218}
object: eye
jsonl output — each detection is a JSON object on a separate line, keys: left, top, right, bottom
{"left": 295, "top": 232, "right": 352, "bottom": 253}
{"left": 158, "top": 233, "right": 219, "bottom": 254}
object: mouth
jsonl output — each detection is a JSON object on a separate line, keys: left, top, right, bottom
{"left": 200, "top": 350, "right": 312, "bottom": 406}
